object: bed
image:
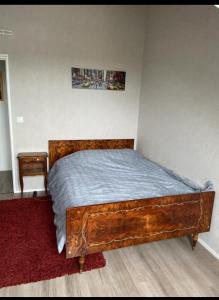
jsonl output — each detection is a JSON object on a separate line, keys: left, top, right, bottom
{"left": 48, "top": 139, "right": 215, "bottom": 273}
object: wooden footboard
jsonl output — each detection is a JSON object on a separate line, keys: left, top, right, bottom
{"left": 66, "top": 191, "right": 215, "bottom": 259}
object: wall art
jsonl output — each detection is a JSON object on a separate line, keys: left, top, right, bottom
{"left": 72, "top": 67, "right": 126, "bottom": 91}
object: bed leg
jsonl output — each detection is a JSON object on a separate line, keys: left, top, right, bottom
{"left": 191, "top": 233, "right": 199, "bottom": 250}
{"left": 79, "top": 256, "right": 85, "bottom": 273}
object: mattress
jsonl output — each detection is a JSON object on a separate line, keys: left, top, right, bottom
{"left": 48, "top": 149, "right": 213, "bottom": 253}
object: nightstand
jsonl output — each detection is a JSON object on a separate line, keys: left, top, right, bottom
{"left": 17, "top": 152, "right": 48, "bottom": 196}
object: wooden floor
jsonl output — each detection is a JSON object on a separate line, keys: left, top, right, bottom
{"left": 0, "top": 193, "right": 219, "bottom": 297}
{"left": 0, "top": 171, "right": 13, "bottom": 194}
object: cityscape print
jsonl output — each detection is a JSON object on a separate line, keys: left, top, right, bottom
{"left": 72, "top": 67, "right": 126, "bottom": 91}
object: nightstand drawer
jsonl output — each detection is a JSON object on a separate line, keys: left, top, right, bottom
{"left": 22, "top": 162, "right": 45, "bottom": 173}
{"left": 21, "top": 157, "right": 45, "bottom": 164}
{"left": 22, "top": 168, "right": 45, "bottom": 176}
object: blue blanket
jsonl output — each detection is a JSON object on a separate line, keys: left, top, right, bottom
{"left": 48, "top": 149, "right": 213, "bottom": 253}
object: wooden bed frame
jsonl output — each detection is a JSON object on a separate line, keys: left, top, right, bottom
{"left": 49, "top": 139, "right": 215, "bottom": 273}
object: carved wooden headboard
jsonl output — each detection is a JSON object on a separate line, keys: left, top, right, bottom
{"left": 48, "top": 139, "right": 134, "bottom": 169}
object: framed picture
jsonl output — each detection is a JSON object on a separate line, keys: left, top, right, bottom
{"left": 0, "top": 71, "right": 4, "bottom": 101}
{"left": 72, "top": 67, "right": 126, "bottom": 91}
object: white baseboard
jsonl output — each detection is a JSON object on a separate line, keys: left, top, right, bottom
{"left": 198, "top": 238, "right": 219, "bottom": 261}
{"left": 14, "top": 188, "right": 46, "bottom": 194}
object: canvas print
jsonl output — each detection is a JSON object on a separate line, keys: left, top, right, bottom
{"left": 72, "top": 68, "right": 126, "bottom": 91}
{"left": 0, "top": 72, "right": 4, "bottom": 101}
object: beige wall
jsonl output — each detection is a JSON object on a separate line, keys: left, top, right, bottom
{"left": 137, "top": 5, "right": 219, "bottom": 254}
{"left": 0, "top": 5, "right": 146, "bottom": 192}
{"left": 0, "top": 60, "right": 11, "bottom": 171}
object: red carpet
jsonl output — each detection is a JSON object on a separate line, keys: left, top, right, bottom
{"left": 0, "top": 197, "right": 106, "bottom": 288}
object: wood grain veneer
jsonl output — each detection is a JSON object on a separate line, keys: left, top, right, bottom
{"left": 49, "top": 139, "right": 134, "bottom": 169}
{"left": 66, "top": 191, "right": 215, "bottom": 258}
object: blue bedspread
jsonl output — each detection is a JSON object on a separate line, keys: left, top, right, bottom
{"left": 48, "top": 149, "right": 213, "bottom": 253}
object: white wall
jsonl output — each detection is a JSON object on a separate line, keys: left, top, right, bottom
{"left": 0, "top": 60, "right": 11, "bottom": 171}
{"left": 0, "top": 5, "right": 146, "bottom": 192}
{"left": 137, "top": 5, "right": 219, "bottom": 254}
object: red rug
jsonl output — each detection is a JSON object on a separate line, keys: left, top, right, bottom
{"left": 0, "top": 197, "right": 106, "bottom": 288}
